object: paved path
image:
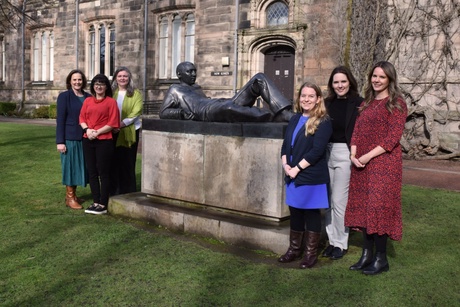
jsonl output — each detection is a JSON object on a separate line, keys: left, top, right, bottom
{"left": 2, "top": 116, "right": 459, "bottom": 192}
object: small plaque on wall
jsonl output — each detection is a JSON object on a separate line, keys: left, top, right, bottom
{"left": 211, "top": 71, "right": 233, "bottom": 76}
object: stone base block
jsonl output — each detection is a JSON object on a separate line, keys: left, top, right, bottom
{"left": 141, "top": 119, "right": 290, "bottom": 221}
{"left": 109, "top": 192, "right": 290, "bottom": 255}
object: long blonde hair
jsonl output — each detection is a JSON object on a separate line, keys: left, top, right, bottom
{"left": 294, "top": 82, "right": 329, "bottom": 135}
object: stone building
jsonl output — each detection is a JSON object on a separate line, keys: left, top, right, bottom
{"left": 0, "top": 0, "right": 348, "bottom": 110}
{"left": 0, "top": 0, "right": 459, "bottom": 159}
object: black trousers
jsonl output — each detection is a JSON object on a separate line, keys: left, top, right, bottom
{"left": 82, "top": 138, "right": 114, "bottom": 206}
{"left": 110, "top": 129, "right": 139, "bottom": 195}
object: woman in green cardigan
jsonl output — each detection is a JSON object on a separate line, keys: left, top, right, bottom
{"left": 110, "top": 67, "right": 143, "bottom": 195}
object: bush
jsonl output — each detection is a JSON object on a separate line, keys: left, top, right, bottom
{"left": 33, "top": 106, "right": 50, "bottom": 118}
{"left": 49, "top": 104, "right": 57, "bottom": 119}
{"left": 0, "top": 102, "right": 17, "bottom": 116}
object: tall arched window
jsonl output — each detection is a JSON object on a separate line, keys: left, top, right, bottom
{"left": 0, "top": 36, "right": 5, "bottom": 82}
{"left": 185, "top": 14, "right": 195, "bottom": 64}
{"left": 156, "top": 12, "right": 195, "bottom": 80}
{"left": 266, "top": 2, "right": 288, "bottom": 26}
{"left": 158, "top": 16, "right": 169, "bottom": 79}
{"left": 86, "top": 21, "right": 115, "bottom": 79}
{"left": 31, "top": 30, "right": 54, "bottom": 82}
{"left": 171, "top": 15, "right": 182, "bottom": 78}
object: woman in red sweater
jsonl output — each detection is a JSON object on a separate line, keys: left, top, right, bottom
{"left": 79, "top": 74, "right": 120, "bottom": 215}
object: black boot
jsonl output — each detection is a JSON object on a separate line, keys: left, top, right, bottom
{"left": 278, "top": 230, "right": 305, "bottom": 263}
{"left": 362, "top": 252, "right": 389, "bottom": 275}
{"left": 349, "top": 248, "right": 373, "bottom": 270}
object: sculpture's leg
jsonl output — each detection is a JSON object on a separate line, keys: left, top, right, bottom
{"left": 210, "top": 102, "right": 273, "bottom": 122}
{"left": 232, "top": 73, "right": 292, "bottom": 114}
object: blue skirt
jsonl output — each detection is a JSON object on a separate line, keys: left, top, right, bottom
{"left": 286, "top": 182, "right": 329, "bottom": 209}
{"left": 61, "top": 140, "right": 87, "bottom": 187}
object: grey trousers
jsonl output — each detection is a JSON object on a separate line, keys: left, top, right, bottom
{"left": 325, "top": 143, "right": 351, "bottom": 250}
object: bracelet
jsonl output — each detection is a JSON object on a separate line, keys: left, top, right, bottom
{"left": 296, "top": 163, "right": 304, "bottom": 170}
{"left": 83, "top": 127, "right": 88, "bottom": 133}
{"left": 350, "top": 154, "right": 355, "bottom": 159}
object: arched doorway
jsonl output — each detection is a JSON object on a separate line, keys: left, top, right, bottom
{"left": 263, "top": 45, "right": 295, "bottom": 102}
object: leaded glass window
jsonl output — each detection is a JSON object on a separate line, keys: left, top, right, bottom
{"left": 266, "top": 2, "right": 288, "bottom": 26}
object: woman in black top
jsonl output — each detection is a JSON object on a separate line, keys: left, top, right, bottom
{"left": 322, "top": 66, "right": 363, "bottom": 259}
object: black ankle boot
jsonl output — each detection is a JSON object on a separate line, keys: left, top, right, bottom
{"left": 362, "top": 252, "right": 389, "bottom": 275}
{"left": 349, "top": 248, "right": 373, "bottom": 271}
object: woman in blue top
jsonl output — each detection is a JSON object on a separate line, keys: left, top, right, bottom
{"left": 56, "top": 69, "right": 91, "bottom": 209}
{"left": 279, "top": 82, "right": 332, "bottom": 269}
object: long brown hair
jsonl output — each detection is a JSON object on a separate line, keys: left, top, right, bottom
{"left": 360, "top": 61, "right": 403, "bottom": 113}
{"left": 294, "top": 82, "right": 329, "bottom": 135}
{"left": 326, "top": 66, "right": 359, "bottom": 101}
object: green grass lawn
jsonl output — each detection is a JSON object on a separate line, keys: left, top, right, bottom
{"left": 0, "top": 122, "right": 459, "bottom": 306}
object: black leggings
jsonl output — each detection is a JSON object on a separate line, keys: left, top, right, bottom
{"left": 288, "top": 206, "right": 321, "bottom": 233}
{"left": 362, "top": 229, "right": 388, "bottom": 253}
{"left": 83, "top": 138, "right": 114, "bottom": 206}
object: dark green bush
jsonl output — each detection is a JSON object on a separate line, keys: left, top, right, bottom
{"left": 0, "top": 102, "right": 17, "bottom": 116}
{"left": 49, "top": 104, "right": 57, "bottom": 119}
{"left": 34, "top": 106, "right": 50, "bottom": 118}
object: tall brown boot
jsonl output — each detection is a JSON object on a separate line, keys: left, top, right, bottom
{"left": 299, "top": 231, "right": 321, "bottom": 269}
{"left": 65, "top": 186, "right": 82, "bottom": 210}
{"left": 278, "top": 230, "right": 305, "bottom": 263}
{"left": 72, "top": 186, "right": 84, "bottom": 204}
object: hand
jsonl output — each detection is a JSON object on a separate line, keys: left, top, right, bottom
{"left": 358, "top": 153, "right": 371, "bottom": 165}
{"left": 287, "top": 167, "right": 300, "bottom": 179}
{"left": 351, "top": 155, "right": 366, "bottom": 168}
{"left": 283, "top": 164, "right": 292, "bottom": 176}
{"left": 181, "top": 109, "right": 194, "bottom": 120}
{"left": 88, "top": 129, "right": 98, "bottom": 140}
{"left": 57, "top": 144, "right": 66, "bottom": 154}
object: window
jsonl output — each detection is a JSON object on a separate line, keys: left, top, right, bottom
{"left": 0, "top": 36, "right": 4, "bottom": 82}
{"left": 31, "top": 30, "right": 54, "bottom": 82}
{"left": 159, "top": 17, "right": 169, "bottom": 79}
{"left": 266, "top": 2, "right": 288, "bottom": 26}
{"left": 185, "top": 14, "right": 195, "bottom": 64}
{"left": 171, "top": 15, "right": 182, "bottom": 78}
{"left": 86, "top": 21, "right": 115, "bottom": 79}
{"left": 157, "top": 13, "right": 195, "bottom": 79}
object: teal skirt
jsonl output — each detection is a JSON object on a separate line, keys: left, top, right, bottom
{"left": 61, "top": 140, "right": 87, "bottom": 187}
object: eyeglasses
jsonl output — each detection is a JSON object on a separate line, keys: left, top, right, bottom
{"left": 94, "top": 83, "right": 106, "bottom": 88}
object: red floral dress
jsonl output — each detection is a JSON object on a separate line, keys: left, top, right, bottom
{"left": 345, "top": 97, "right": 407, "bottom": 241}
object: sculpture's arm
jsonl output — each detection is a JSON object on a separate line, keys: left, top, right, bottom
{"left": 159, "top": 90, "right": 184, "bottom": 119}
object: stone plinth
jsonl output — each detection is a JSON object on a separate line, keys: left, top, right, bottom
{"left": 141, "top": 119, "right": 290, "bottom": 222}
{"left": 108, "top": 119, "right": 295, "bottom": 255}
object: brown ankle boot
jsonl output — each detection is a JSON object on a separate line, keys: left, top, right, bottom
{"left": 72, "top": 186, "right": 84, "bottom": 204}
{"left": 65, "top": 186, "right": 83, "bottom": 210}
{"left": 278, "top": 230, "right": 305, "bottom": 263}
{"left": 299, "top": 231, "right": 321, "bottom": 269}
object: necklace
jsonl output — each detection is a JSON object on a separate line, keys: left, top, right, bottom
{"left": 373, "top": 96, "right": 388, "bottom": 109}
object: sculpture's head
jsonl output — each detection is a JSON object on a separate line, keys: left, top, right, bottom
{"left": 176, "top": 61, "right": 197, "bottom": 86}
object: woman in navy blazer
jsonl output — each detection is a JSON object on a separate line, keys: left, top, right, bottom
{"left": 56, "top": 69, "right": 91, "bottom": 209}
{"left": 279, "top": 82, "right": 332, "bottom": 269}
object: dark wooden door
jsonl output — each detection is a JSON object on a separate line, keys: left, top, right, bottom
{"left": 264, "top": 46, "right": 295, "bottom": 102}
